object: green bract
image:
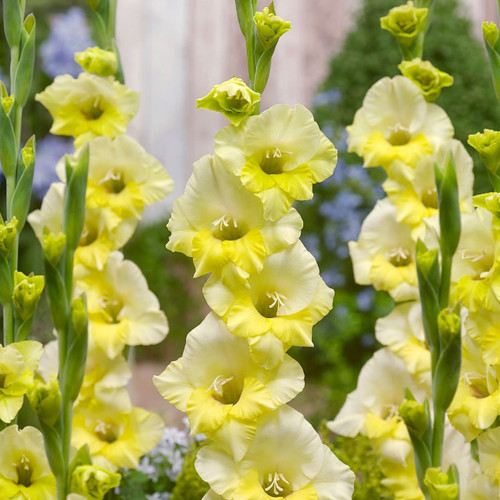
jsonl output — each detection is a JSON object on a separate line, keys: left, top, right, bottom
{"left": 468, "top": 129, "right": 500, "bottom": 174}
{"left": 27, "top": 377, "right": 62, "bottom": 426}
{"left": 380, "top": 1, "right": 428, "bottom": 48}
{"left": 399, "top": 59, "right": 453, "bottom": 101}
{"left": 254, "top": 6, "right": 291, "bottom": 51}
{"left": 196, "top": 77, "right": 260, "bottom": 126}
{"left": 75, "top": 47, "right": 118, "bottom": 77}
{"left": 399, "top": 399, "right": 428, "bottom": 438}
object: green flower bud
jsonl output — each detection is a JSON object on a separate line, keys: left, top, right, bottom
{"left": 70, "top": 465, "right": 120, "bottom": 500}
{"left": 0, "top": 216, "right": 18, "bottom": 258}
{"left": 380, "top": 1, "right": 428, "bottom": 48}
{"left": 398, "top": 59, "right": 453, "bottom": 101}
{"left": 254, "top": 5, "right": 291, "bottom": 51}
{"left": 27, "top": 376, "right": 61, "bottom": 426}
{"left": 483, "top": 21, "right": 499, "bottom": 49}
{"left": 468, "top": 129, "right": 500, "bottom": 174}
{"left": 424, "top": 467, "right": 459, "bottom": 500}
{"left": 399, "top": 399, "right": 428, "bottom": 438}
{"left": 21, "top": 136, "right": 35, "bottom": 169}
{"left": 71, "top": 296, "right": 87, "bottom": 337}
{"left": 12, "top": 271, "right": 44, "bottom": 321}
{"left": 75, "top": 47, "right": 118, "bottom": 77}
{"left": 438, "top": 308, "right": 461, "bottom": 347}
{"left": 86, "top": 0, "right": 101, "bottom": 9}
{"left": 196, "top": 77, "right": 260, "bottom": 126}
{"left": 1, "top": 95, "right": 14, "bottom": 115}
{"left": 42, "top": 228, "right": 66, "bottom": 266}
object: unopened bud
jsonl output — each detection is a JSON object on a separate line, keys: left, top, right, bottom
{"left": 438, "top": 309, "right": 461, "bottom": 347}
{"left": 424, "top": 467, "right": 459, "bottom": 500}
{"left": 380, "top": 1, "right": 428, "bottom": 48}
{"left": 0, "top": 216, "right": 18, "bottom": 258}
{"left": 399, "top": 399, "right": 428, "bottom": 438}
{"left": 1, "top": 95, "right": 14, "bottom": 115}
{"left": 196, "top": 77, "right": 260, "bottom": 125}
{"left": 27, "top": 377, "right": 61, "bottom": 426}
{"left": 70, "top": 465, "right": 120, "bottom": 500}
{"left": 483, "top": 21, "right": 499, "bottom": 49}
{"left": 75, "top": 47, "right": 118, "bottom": 77}
{"left": 468, "top": 129, "right": 500, "bottom": 174}
{"left": 12, "top": 271, "right": 44, "bottom": 321}
{"left": 21, "top": 136, "right": 35, "bottom": 169}
{"left": 254, "top": 4, "right": 291, "bottom": 51}
{"left": 42, "top": 228, "right": 66, "bottom": 266}
{"left": 398, "top": 59, "right": 453, "bottom": 101}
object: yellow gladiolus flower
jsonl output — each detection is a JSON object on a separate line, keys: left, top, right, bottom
{"left": 57, "top": 136, "right": 173, "bottom": 226}
{"left": 35, "top": 73, "right": 139, "bottom": 148}
{"left": 347, "top": 76, "right": 453, "bottom": 170}
{"left": 0, "top": 341, "right": 43, "bottom": 423}
{"left": 29, "top": 183, "right": 137, "bottom": 271}
{"left": 72, "top": 404, "right": 164, "bottom": 470}
{"left": 203, "top": 241, "right": 334, "bottom": 369}
{"left": 466, "top": 309, "right": 500, "bottom": 366}
{"left": 383, "top": 139, "right": 474, "bottom": 237}
{"left": 70, "top": 465, "right": 120, "bottom": 499}
{"left": 154, "top": 313, "right": 304, "bottom": 461}
{"left": 75, "top": 251, "right": 168, "bottom": 358}
{"left": 349, "top": 198, "right": 418, "bottom": 302}
{"left": 380, "top": 1, "right": 428, "bottom": 48}
{"left": 463, "top": 475, "right": 500, "bottom": 500}
{"left": 424, "top": 208, "right": 500, "bottom": 312}
{"left": 0, "top": 425, "right": 57, "bottom": 499}
{"left": 196, "top": 406, "right": 355, "bottom": 500}
{"left": 448, "top": 335, "right": 500, "bottom": 441}
{"left": 75, "top": 46, "right": 118, "bottom": 77}
{"left": 215, "top": 104, "right": 337, "bottom": 221}
{"left": 167, "top": 154, "right": 302, "bottom": 282}
{"left": 328, "top": 349, "right": 427, "bottom": 465}
{"left": 375, "top": 301, "right": 430, "bottom": 387}
{"left": 478, "top": 427, "right": 500, "bottom": 482}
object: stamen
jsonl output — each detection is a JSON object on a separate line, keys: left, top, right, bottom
{"left": 383, "top": 404, "right": 400, "bottom": 420}
{"left": 387, "top": 247, "right": 411, "bottom": 266}
{"left": 265, "top": 472, "right": 289, "bottom": 496}
{"left": 457, "top": 249, "right": 486, "bottom": 262}
{"left": 212, "top": 215, "right": 237, "bottom": 232}
{"left": 266, "top": 291, "right": 287, "bottom": 310}
{"left": 207, "top": 375, "right": 234, "bottom": 397}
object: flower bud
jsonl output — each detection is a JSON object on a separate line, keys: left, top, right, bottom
{"left": 438, "top": 308, "right": 460, "bottom": 348}
{"left": 72, "top": 296, "right": 87, "bottom": 337}
{"left": 21, "top": 136, "right": 35, "bottom": 169}
{"left": 12, "top": 271, "right": 44, "bottom": 321}
{"left": 468, "top": 129, "right": 500, "bottom": 174}
{"left": 473, "top": 192, "right": 500, "bottom": 228}
{"left": 27, "top": 377, "right": 61, "bottom": 426}
{"left": 380, "top": 1, "right": 428, "bottom": 48}
{"left": 424, "top": 467, "right": 459, "bottom": 500}
{"left": 0, "top": 216, "right": 18, "bottom": 258}
{"left": 42, "top": 228, "right": 66, "bottom": 267}
{"left": 70, "top": 465, "right": 120, "bottom": 500}
{"left": 399, "top": 399, "right": 428, "bottom": 438}
{"left": 1, "top": 95, "right": 14, "bottom": 115}
{"left": 483, "top": 21, "right": 499, "bottom": 49}
{"left": 254, "top": 5, "right": 291, "bottom": 51}
{"left": 196, "top": 77, "right": 260, "bottom": 126}
{"left": 75, "top": 47, "right": 118, "bottom": 77}
{"left": 398, "top": 59, "right": 453, "bottom": 101}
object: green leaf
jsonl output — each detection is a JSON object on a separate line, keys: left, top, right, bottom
{"left": 254, "top": 47, "right": 275, "bottom": 94}
{"left": 39, "top": 419, "right": 64, "bottom": 478}
{"left": 68, "top": 445, "right": 92, "bottom": 480}
{"left": 13, "top": 14, "right": 36, "bottom": 107}
{"left": 14, "top": 313, "right": 35, "bottom": 342}
{"left": 3, "top": 0, "right": 23, "bottom": 49}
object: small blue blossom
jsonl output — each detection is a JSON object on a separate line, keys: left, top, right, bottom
{"left": 40, "top": 7, "right": 93, "bottom": 78}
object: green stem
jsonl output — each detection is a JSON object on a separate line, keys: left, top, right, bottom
{"left": 3, "top": 302, "right": 14, "bottom": 344}
{"left": 431, "top": 406, "right": 445, "bottom": 467}
{"left": 246, "top": 34, "right": 256, "bottom": 87}
{"left": 56, "top": 398, "right": 73, "bottom": 500}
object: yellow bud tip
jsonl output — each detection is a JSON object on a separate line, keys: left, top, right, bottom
{"left": 483, "top": 21, "right": 499, "bottom": 48}
{"left": 75, "top": 46, "right": 118, "bottom": 77}
{"left": 1, "top": 95, "right": 14, "bottom": 115}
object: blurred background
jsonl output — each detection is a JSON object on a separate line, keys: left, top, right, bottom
{"left": 1, "top": 0, "right": 500, "bottom": 428}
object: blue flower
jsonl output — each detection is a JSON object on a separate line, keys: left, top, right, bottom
{"left": 40, "top": 7, "right": 93, "bottom": 78}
